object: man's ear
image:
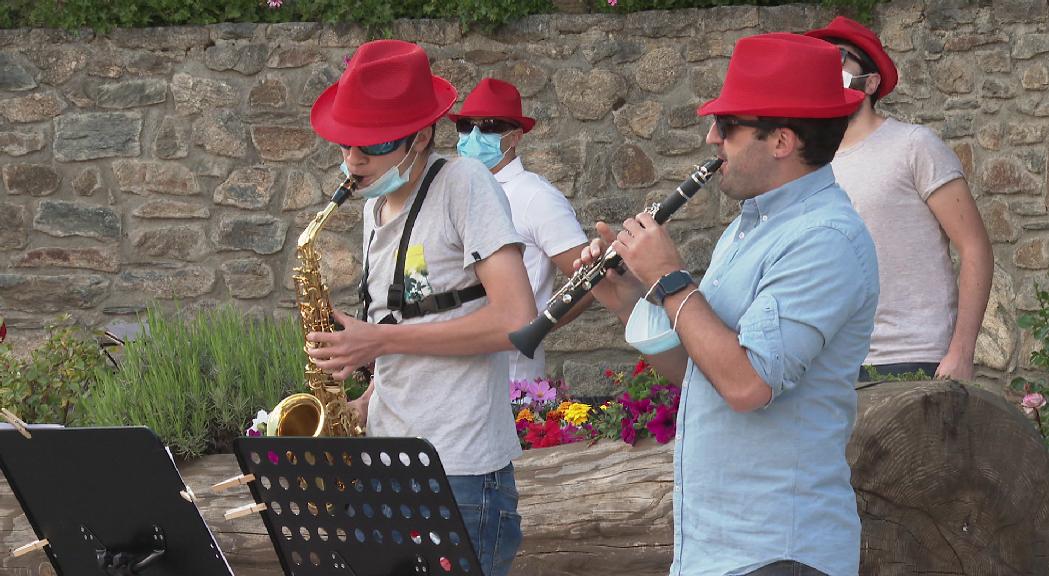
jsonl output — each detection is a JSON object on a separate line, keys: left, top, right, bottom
{"left": 771, "top": 126, "right": 799, "bottom": 160}
{"left": 864, "top": 73, "right": 881, "bottom": 97}
{"left": 505, "top": 129, "right": 523, "bottom": 151}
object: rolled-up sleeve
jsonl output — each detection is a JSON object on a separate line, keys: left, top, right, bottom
{"left": 735, "top": 225, "right": 869, "bottom": 402}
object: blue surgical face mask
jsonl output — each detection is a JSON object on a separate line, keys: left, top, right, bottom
{"left": 624, "top": 298, "right": 681, "bottom": 355}
{"left": 343, "top": 142, "right": 420, "bottom": 200}
{"left": 456, "top": 126, "right": 510, "bottom": 169}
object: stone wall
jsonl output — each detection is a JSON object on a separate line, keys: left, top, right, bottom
{"left": 0, "top": 0, "right": 1046, "bottom": 394}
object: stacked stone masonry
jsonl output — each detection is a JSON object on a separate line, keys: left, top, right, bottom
{"left": 0, "top": 0, "right": 1046, "bottom": 394}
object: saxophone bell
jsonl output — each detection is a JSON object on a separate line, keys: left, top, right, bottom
{"left": 267, "top": 175, "right": 366, "bottom": 438}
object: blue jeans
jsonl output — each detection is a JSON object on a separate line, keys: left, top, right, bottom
{"left": 447, "top": 462, "right": 522, "bottom": 576}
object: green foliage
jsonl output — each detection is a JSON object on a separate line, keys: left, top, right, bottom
{"left": 0, "top": 0, "right": 884, "bottom": 34}
{"left": 1011, "top": 284, "right": 1049, "bottom": 448}
{"left": 80, "top": 305, "right": 364, "bottom": 459}
{"left": 0, "top": 315, "right": 107, "bottom": 426}
{"left": 588, "top": 359, "right": 680, "bottom": 444}
{"left": 1018, "top": 284, "right": 1049, "bottom": 373}
{"left": 860, "top": 365, "right": 931, "bottom": 382}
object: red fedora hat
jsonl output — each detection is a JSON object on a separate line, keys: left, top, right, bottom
{"left": 446, "top": 78, "right": 536, "bottom": 133}
{"left": 806, "top": 16, "right": 898, "bottom": 99}
{"left": 311, "top": 40, "right": 457, "bottom": 146}
{"left": 698, "top": 33, "right": 865, "bottom": 119}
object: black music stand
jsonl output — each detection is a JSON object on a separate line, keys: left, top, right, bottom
{"left": 233, "top": 436, "right": 483, "bottom": 576}
{"left": 0, "top": 425, "right": 234, "bottom": 576}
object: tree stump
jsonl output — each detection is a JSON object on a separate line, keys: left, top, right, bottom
{"left": 2, "top": 381, "right": 1047, "bottom": 575}
{"left": 849, "top": 380, "right": 1049, "bottom": 575}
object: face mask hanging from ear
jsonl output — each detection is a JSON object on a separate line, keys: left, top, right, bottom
{"left": 343, "top": 142, "right": 421, "bottom": 200}
{"left": 456, "top": 126, "right": 511, "bottom": 169}
{"left": 624, "top": 298, "right": 681, "bottom": 355}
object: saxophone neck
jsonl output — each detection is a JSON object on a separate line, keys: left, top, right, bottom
{"left": 298, "top": 175, "right": 360, "bottom": 247}
{"left": 298, "top": 202, "right": 338, "bottom": 248}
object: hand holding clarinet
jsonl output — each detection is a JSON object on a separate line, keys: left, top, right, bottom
{"left": 508, "top": 158, "right": 722, "bottom": 358}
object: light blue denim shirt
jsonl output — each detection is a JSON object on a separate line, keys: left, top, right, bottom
{"left": 671, "top": 165, "right": 878, "bottom": 576}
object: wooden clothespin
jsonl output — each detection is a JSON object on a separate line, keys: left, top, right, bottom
{"left": 0, "top": 408, "right": 30, "bottom": 439}
{"left": 210, "top": 473, "right": 255, "bottom": 494}
{"left": 179, "top": 485, "right": 197, "bottom": 503}
{"left": 223, "top": 502, "right": 266, "bottom": 521}
{"left": 10, "top": 539, "right": 48, "bottom": 557}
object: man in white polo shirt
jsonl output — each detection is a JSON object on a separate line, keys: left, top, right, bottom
{"left": 450, "top": 78, "right": 590, "bottom": 382}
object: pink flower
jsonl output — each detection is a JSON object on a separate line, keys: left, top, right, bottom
{"left": 1022, "top": 392, "right": 1046, "bottom": 415}
{"left": 267, "top": 0, "right": 283, "bottom": 8}
{"left": 621, "top": 417, "right": 637, "bottom": 445}
{"left": 646, "top": 404, "right": 676, "bottom": 444}
{"left": 608, "top": 0, "right": 617, "bottom": 5}
{"left": 526, "top": 379, "right": 558, "bottom": 403}
{"left": 509, "top": 379, "right": 526, "bottom": 402}
{"left": 620, "top": 394, "right": 652, "bottom": 418}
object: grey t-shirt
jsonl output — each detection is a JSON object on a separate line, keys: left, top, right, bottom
{"left": 831, "top": 118, "right": 965, "bottom": 365}
{"left": 361, "top": 153, "right": 524, "bottom": 475}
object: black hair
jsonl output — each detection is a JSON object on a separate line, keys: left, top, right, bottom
{"left": 753, "top": 116, "right": 850, "bottom": 167}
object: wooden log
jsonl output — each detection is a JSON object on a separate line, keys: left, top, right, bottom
{"left": 2, "top": 381, "right": 1047, "bottom": 575}
{"left": 849, "top": 380, "right": 1049, "bottom": 576}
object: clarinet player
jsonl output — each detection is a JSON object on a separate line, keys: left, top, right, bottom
{"left": 577, "top": 33, "right": 878, "bottom": 575}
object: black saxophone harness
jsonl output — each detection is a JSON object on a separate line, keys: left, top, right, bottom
{"left": 357, "top": 159, "right": 486, "bottom": 325}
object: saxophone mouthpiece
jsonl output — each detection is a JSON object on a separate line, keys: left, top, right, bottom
{"left": 330, "top": 175, "right": 360, "bottom": 207}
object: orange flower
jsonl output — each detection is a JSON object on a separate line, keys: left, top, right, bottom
{"left": 515, "top": 408, "right": 535, "bottom": 423}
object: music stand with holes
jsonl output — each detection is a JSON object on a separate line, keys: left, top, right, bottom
{"left": 233, "top": 436, "right": 484, "bottom": 576}
{"left": 0, "top": 426, "right": 234, "bottom": 576}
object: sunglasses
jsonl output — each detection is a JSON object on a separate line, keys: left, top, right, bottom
{"left": 339, "top": 135, "right": 411, "bottom": 156}
{"left": 713, "top": 116, "right": 785, "bottom": 140}
{"left": 838, "top": 47, "right": 877, "bottom": 73}
{"left": 455, "top": 118, "right": 520, "bottom": 135}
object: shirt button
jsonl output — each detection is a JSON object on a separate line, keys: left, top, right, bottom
{"left": 713, "top": 279, "right": 720, "bottom": 287}
{"left": 761, "top": 215, "right": 768, "bottom": 222}
{"left": 738, "top": 232, "right": 745, "bottom": 239}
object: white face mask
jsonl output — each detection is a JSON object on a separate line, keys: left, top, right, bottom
{"left": 842, "top": 70, "right": 875, "bottom": 90}
{"left": 624, "top": 298, "right": 681, "bottom": 355}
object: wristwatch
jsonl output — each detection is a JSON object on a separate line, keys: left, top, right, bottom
{"left": 649, "top": 270, "right": 695, "bottom": 305}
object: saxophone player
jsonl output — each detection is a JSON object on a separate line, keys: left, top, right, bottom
{"left": 576, "top": 34, "right": 878, "bottom": 575}
{"left": 305, "top": 40, "right": 535, "bottom": 576}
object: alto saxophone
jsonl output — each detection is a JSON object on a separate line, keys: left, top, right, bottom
{"left": 267, "top": 176, "right": 365, "bottom": 437}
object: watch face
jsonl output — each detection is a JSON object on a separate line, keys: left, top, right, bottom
{"left": 658, "top": 270, "right": 693, "bottom": 302}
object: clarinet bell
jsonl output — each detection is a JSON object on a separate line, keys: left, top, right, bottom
{"left": 508, "top": 314, "right": 556, "bottom": 359}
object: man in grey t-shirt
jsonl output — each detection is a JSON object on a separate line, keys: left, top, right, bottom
{"left": 807, "top": 17, "right": 993, "bottom": 381}
{"left": 305, "top": 40, "right": 536, "bottom": 576}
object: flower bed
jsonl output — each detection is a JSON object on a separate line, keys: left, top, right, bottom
{"left": 511, "top": 358, "right": 681, "bottom": 449}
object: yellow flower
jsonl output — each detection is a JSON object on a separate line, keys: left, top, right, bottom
{"left": 515, "top": 408, "right": 534, "bottom": 423}
{"left": 563, "top": 403, "right": 591, "bottom": 425}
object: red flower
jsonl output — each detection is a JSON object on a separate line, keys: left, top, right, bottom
{"left": 604, "top": 369, "right": 615, "bottom": 378}
{"left": 0, "top": 318, "right": 6, "bottom": 343}
{"left": 632, "top": 359, "right": 648, "bottom": 376}
{"left": 646, "top": 404, "right": 677, "bottom": 444}
{"left": 524, "top": 420, "right": 565, "bottom": 448}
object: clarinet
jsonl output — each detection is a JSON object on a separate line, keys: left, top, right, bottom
{"left": 508, "top": 157, "right": 723, "bottom": 359}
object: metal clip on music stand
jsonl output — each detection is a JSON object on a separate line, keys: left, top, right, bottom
{"left": 0, "top": 425, "right": 234, "bottom": 576}
{"left": 232, "top": 436, "right": 483, "bottom": 576}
